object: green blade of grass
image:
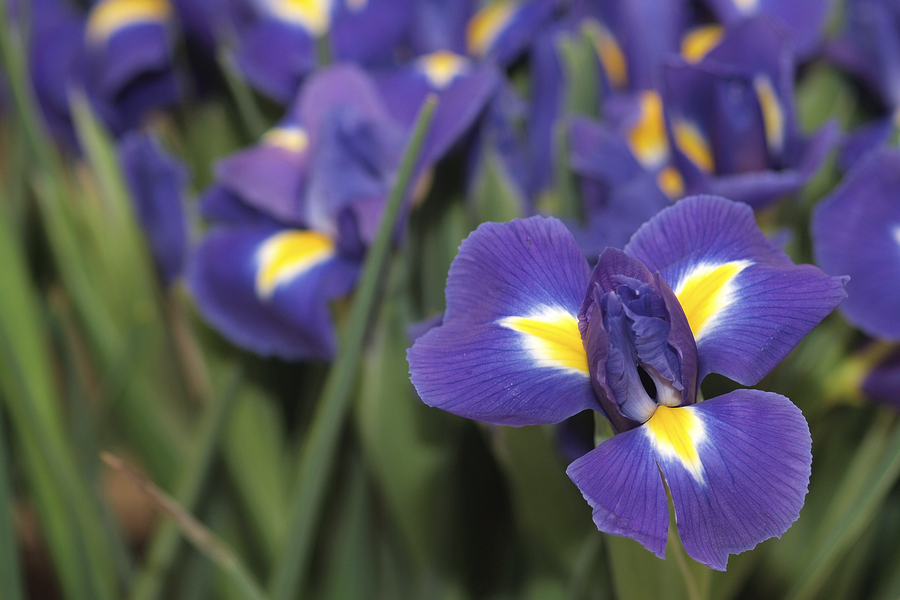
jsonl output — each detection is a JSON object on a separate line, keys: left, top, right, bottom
{"left": 127, "top": 366, "right": 243, "bottom": 600}
{"left": 267, "top": 95, "right": 438, "bottom": 600}
{"left": 0, "top": 207, "right": 118, "bottom": 600}
{"left": 786, "top": 415, "right": 900, "bottom": 600}
{"left": 0, "top": 408, "right": 26, "bottom": 600}
{"left": 103, "top": 453, "right": 268, "bottom": 600}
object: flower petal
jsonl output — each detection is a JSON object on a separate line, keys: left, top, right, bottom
{"left": 625, "top": 195, "right": 847, "bottom": 385}
{"left": 566, "top": 422, "right": 669, "bottom": 559}
{"left": 812, "top": 148, "right": 900, "bottom": 340}
{"left": 408, "top": 217, "right": 600, "bottom": 425}
{"left": 658, "top": 390, "right": 812, "bottom": 570}
{"left": 187, "top": 225, "right": 358, "bottom": 360}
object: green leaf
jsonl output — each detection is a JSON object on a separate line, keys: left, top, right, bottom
{"left": 785, "top": 414, "right": 900, "bottom": 600}
{"left": 491, "top": 425, "right": 591, "bottom": 570}
{"left": 356, "top": 250, "right": 446, "bottom": 566}
{"left": 222, "top": 384, "right": 290, "bottom": 563}
{"left": 470, "top": 149, "right": 525, "bottom": 224}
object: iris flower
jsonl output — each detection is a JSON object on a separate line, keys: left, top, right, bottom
{"left": 26, "top": 0, "right": 180, "bottom": 144}
{"left": 812, "top": 148, "right": 900, "bottom": 406}
{"left": 824, "top": 0, "right": 900, "bottom": 168}
{"left": 409, "top": 195, "right": 846, "bottom": 569}
{"left": 188, "top": 62, "right": 498, "bottom": 360}
{"left": 661, "top": 18, "right": 837, "bottom": 209}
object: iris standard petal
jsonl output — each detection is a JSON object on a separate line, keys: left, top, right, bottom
{"left": 408, "top": 217, "right": 600, "bottom": 426}
{"left": 812, "top": 148, "right": 900, "bottom": 340}
{"left": 625, "top": 195, "right": 847, "bottom": 385}
{"left": 566, "top": 421, "right": 670, "bottom": 559}
{"left": 188, "top": 225, "right": 358, "bottom": 360}
{"left": 214, "top": 126, "right": 310, "bottom": 226}
{"left": 659, "top": 390, "right": 811, "bottom": 570}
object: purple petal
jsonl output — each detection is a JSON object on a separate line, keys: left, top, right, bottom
{"left": 566, "top": 423, "right": 669, "bottom": 558}
{"left": 292, "top": 63, "right": 394, "bottom": 150}
{"left": 235, "top": 19, "right": 316, "bottom": 103}
{"left": 408, "top": 217, "right": 600, "bottom": 426}
{"left": 215, "top": 139, "right": 309, "bottom": 226}
{"left": 187, "top": 225, "right": 358, "bottom": 360}
{"left": 812, "top": 148, "right": 900, "bottom": 339}
{"left": 626, "top": 195, "right": 847, "bottom": 385}
{"left": 330, "top": 0, "right": 412, "bottom": 67}
{"left": 863, "top": 348, "right": 900, "bottom": 409}
{"left": 658, "top": 390, "right": 811, "bottom": 570}
{"left": 119, "top": 132, "right": 188, "bottom": 286}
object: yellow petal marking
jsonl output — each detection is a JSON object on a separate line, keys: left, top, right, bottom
{"left": 86, "top": 0, "right": 172, "bottom": 44}
{"left": 674, "top": 260, "right": 752, "bottom": 340}
{"left": 255, "top": 230, "right": 334, "bottom": 299}
{"left": 467, "top": 1, "right": 517, "bottom": 58}
{"left": 672, "top": 119, "right": 715, "bottom": 173}
{"left": 263, "top": 126, "right": 310, "bottom": 153}
{"left": 754, "top": 75, "right": 785, "bottom": 155}
{"left": 628, "top": 91, "right": 669, "bottom": 168}
{"left": 268, "top": 0, "right": 332, "bottom": 35}
{"left": 499, "top": 309, "right": 588, "bottom": 376}
{"left": 656, "top": 166, "right": 684, "bottom": 199}
{"left": 680, "top": 24, "right": 724, "bottom": 64}
{"left": 583, "top": 19, "right": 628, "bottom": 90}
{"left": 417, "top": 51, "right": 471, "bottom": 89}
{"left": 645, "top": 405, "right": 706, "bottom": 483}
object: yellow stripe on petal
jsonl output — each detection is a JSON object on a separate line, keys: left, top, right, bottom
{"left": 268, "top": 0, "right": 332, "bottom": 35}
{"left": 499, "top": 309, "right": 588, "bottom": 376}
{"left": 656, "top": 166, "right": 684, "bottom": 199}
{"left": 628, "top": 91, "right": 669, "bottom": 168}
{"left": 672, "top": 119, "right": 715, "bottom": 174}
{"left": 754, "top": 75, "right": 785, "bottom": 155}
{"left": 263, "top": 126, "right": 310, "bottom": 153}
{"left": 645, "top": 405, "right": 706, "bottom": 483}
{"left": 584, "top": 19, "right": 628, "bottom": 90}
{"left": 467, "top": 1, "right": 517, "bottom": 58}
{"left": 417, "top": 51, "right": 471, "bottom": 89}
{"left": 680, "top": 25, "right": 724, "bottom": 64}
{"left": 255, "top": 230, "right": 335, "bottom": 299}
{"left": 86, "top": 0, "right": 172, "bottom": 44}
{"left": 675, "top": 260, "right": 752, "bottom": 340}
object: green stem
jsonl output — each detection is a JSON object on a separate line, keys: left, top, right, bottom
{"left": 267, "top": 95, "right": 438, "bottom": 600}
{"left": 0, "top": 408, "right": 26, "bottom": 600}
{"left": 127, "top": 367, "right": 243, "bottom": 600}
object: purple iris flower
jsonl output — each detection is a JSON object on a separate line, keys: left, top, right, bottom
{"left": 25, "top": 0, "right": 181, "bottom": 144}
{"left": 812, "top": 148, "right": 900, "bottom": 407}
{"left": 409, "top": 195, "right": 847, "bottom": 569}
{"left": 232, "top": 0, "right": 414, "bottom": 103}
{"left": 188, "top": 62, "right": 497, "bottom": 360}
{"left": 700, "top": 0, "right": 830, "bottom": 58}
{"left": 825, "top": 0, "right": 900, "bottom": 168}
{"left": 812, "top": 148, "right": 900, "bottom": 341}
{"left": 661, "top": 17, "right": 838, "bottom": 209}
{"left": 119, "top": 131, "right": 189, "bottom": 287}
